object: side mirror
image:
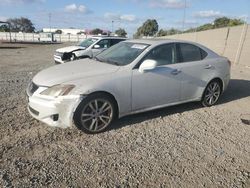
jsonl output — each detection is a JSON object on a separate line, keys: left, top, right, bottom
{"left": 139, "top": 59, "right": 157, "bottom": 73}
{"left": 93, "top": 44, "right": 101, "bottom": 49}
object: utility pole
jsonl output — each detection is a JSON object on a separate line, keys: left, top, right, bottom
{"left": 182, "top": 0, "right": 187, "bottom": 33}
{"left": 112, "top": 20, "right": 114, "bottom": 34}
{"left": 49, "top": 13, "right": 51, "bottom": 32}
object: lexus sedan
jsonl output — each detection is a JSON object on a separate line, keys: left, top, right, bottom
{"left": 27, "top": 39, "right": 230, "bottom": 134}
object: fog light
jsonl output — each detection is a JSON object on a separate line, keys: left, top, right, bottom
{"left": 51, "top": 114, "right": 59, "bottom": 121}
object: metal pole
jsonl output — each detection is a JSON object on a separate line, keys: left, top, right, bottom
{"left": 8, "top": 23, "right": 12, "bottom": 42}
{"left": 182, "top": 0, "right": 187, "bottom": 33}
{"left": 195, "top": 25, "right": 198, "bottom": 42}
{"left": 112, "top": 21, "right": 114, "bottom": 34}
{"left": 49, "top": 13, "right": 51, "bottom": 32}
{"left": 234, "top": 17, "right": 248, "bottom": 65}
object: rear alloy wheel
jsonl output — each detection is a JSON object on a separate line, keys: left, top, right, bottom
{"left": 202, "top": 80, "right": 222, "bottom": 107}
{"left": 74, "top": 94, "right": 116, "bottom": 134}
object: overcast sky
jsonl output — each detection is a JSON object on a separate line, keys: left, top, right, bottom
{"left": 0, "top": 0, "right": 249, "bottom": 36}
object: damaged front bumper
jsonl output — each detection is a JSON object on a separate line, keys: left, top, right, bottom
{"left": 54, "top": 55, "right": 66, "bottom": 64}
{"left": 28, "top": 94, "right": 83, "bottom": 128}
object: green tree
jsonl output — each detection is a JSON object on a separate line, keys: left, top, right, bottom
{"left": 168, "top": 28, "right": 180, "bottom": 35}
{"left": 91, "top": 28, "right": 103, "bottom": 35}
{"left": 157, "top": 29, "right": 168, "bottom": 37}
{"left": 135, "top": 19, "right": 159, "bottom": 38}
{"left": 214, "top": 17, "right": 231, "bottom": 28}
{"left": 7, "top": 17, "right": 35, "bottom": 32}
{"left": 156, "top": 17, "right": 245, "bottom": 38}
{"left": 0, "top": 24, "right": 10, "bottom": 32}
{"left": 55, "top": 29, "right": 62, "bottom": 34}
{"left": 228, "top": 19, "right": 244, "bottom": 27}
{"left": 115, "top": 28, "right": 127, "bottom": 37}
{"left": 196, "top": 23, "right": 214, "bottom": 31}
{"left": 195, "top": 17, "right": 244, "bottom": 31}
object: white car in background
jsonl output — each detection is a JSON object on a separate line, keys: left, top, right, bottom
{"left": 54, "top": 36, "right": 126, "bottom": 64}
{"left": 27, "top": 39, "right": 230, "bottom": 134}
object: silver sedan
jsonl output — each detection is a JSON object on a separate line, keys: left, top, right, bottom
{"left": 27, "top": 39, "right": 231, "bottom": 134}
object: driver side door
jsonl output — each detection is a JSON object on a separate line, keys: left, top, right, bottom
{"left": 131, "top": 43, "right": 182, "bottom": 111}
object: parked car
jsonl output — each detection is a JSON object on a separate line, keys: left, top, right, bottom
{"left": 27, "top": 39, "right": 231, "bottom": 134}
{"left": 54, "top": 36, "right": 126, "bottom": 64}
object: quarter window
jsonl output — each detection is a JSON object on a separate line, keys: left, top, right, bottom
{"left": 143, "top": 43, "right": 177, "bottom": 66}
{"left": 178, "top": 43, "right": 207, "bottom": 63}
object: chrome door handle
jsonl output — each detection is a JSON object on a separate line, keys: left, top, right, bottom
{"left": 205, "top": 64, "right": 212, "bottom": 69}
{"left": 171, "top": 69, "right": 182, "bottom": 75}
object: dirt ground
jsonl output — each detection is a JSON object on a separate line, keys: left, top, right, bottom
{"left": 0, "top": 42, "right": 250, "bottom": 188}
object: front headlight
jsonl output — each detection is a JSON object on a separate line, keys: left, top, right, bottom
{"left": 40, "top": 84, "right": 75, "bottom": 97}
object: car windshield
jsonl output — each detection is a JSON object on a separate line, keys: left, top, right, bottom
{"left": 95, "top": 42, "right": 149, "bottom": 66}
{"left": 77, "top": 38, "right": 98, "bottom": 48}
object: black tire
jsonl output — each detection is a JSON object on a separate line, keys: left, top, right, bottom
{"left": 201, "top": 80, "right": 222, "bottom": 107}
{"left": 73, "top": 93, "right": 117, "bottom": 134}
{"left": 70, "top": 54, "right": 76, "bottom": 61}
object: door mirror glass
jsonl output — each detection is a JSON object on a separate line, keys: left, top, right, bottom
{"left": 93, "top": 44, "right": 101, "bottom": 49}
{"left": 139, "top": 59, "right": 157, "bottom": 73}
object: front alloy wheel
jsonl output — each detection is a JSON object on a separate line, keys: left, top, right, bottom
{"left": 74, "top": 94, "right": 116, "bottom": 134}
{"left": 202, "top": 80, "right": 222, "bottom": 107}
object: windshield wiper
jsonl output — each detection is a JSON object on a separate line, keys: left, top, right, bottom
{"left": 95, "top": 57, "right": 120, "bottom": 66}
{"left": 106, "top": 59, "right": 120, "bottom": 66}
{"left": 94, "top": 57, "right": 104, "bottom": 62}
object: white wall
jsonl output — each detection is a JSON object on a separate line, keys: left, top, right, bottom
{"left": 158, "top": 25, "right": 250, "bottom": 66}
{"left": 0, "top": 32, "right": 89, "bottom": 42}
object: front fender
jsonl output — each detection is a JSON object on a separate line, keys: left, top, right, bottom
{"left": 73, "top": 49, "right": 92, "bottom": 58}
{"left": 66, "top": 71, "right": 132, "bottom": 117}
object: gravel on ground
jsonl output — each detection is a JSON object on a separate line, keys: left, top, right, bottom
{"left": 0, "top": 42, "right": 250, "bottom": 187}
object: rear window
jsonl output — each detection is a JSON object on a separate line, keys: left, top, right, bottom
{"left": 178, "top": 43, "right": 207, "bottom": 63}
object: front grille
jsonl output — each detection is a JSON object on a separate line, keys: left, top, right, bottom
{"left": 28, "top": 82, "right": 39, "bottom": 96}
{"left": 62, "top": 53, "right": 72, "bottom": 61}
{"left": 29, "top": 106, "right": 39, "bottom": 116}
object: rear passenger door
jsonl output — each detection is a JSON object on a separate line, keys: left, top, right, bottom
{"left": 176, "top": 43, "right": 212, "bottom": 101}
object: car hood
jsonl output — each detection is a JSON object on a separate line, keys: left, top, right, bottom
{"left": 33, "top": 59, "right": 120, "bottom": 87}
{"left": 56, "top": 46, "right": 86, "bottom": 53}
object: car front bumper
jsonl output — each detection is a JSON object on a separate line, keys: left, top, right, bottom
{"left": 28, "top": 94, "right": 82, "bottom": 128}
{"left": 54, "top": 55, "right": 66, "bottom": 64}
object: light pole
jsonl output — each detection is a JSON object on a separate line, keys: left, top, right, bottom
{"left": 182, "top": 0, "right": 187, "bottom": 33}
{"left": 112, "top": 20, "right": 114, "bottom": 34}
{"left": 49, "top": 13, "right": 51, "bottom": 32}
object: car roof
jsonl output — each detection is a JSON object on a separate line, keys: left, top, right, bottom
{"left": 125, "top": 39, "right": 199, "bottom": 46}
{"left": 124, "top": 38, "right": 218, "bottom": 57}
{"left": 91, "top": 36, "right": 127, "bottom": 40}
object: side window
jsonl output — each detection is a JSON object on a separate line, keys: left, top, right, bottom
{"left": 201, "top": 48, "right": 208, "bottom": 59}
{"left": 96, "top": 39, "right": 110, "bottom": 48}
{"left": 110, "top": 39, "right": 124, "bottom": 46}
{"left": 178, "top": 43, "right": 205, "bottom": 62}
{"left": 144, "top": 43, "right": 176, "bottom": 66}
